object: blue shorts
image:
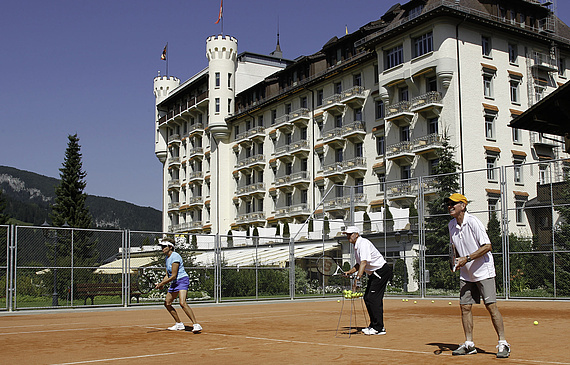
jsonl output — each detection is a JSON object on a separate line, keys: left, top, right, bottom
{"left": 168, "top": 276, "right": 190, "bottom": 293}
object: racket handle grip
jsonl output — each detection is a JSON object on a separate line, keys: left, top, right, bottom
{"left": 452, "top": 259, "right": 459, "bottom": 272}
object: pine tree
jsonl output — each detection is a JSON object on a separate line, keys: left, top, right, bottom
{"left": 50, "top": 134, "right": 96, "bottom": 266}
{"left": 51, "top": 134, "right": 92, "bottom": 228}
{"left": 0, "top": 189, "right": 8, "bottom": 224}
{"left": 423, "top": 136, "right": 461, "bottom": 290}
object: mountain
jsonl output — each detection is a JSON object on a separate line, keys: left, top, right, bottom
{"left": 0, "top": 165, "right": 161, "bottom": 231}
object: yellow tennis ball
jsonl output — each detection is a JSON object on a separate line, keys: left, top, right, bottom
{"left": 534, "top": 320, "right": 539, "bottom": 325}
{"left": 402, "top": 299, "right": 405, "bottom": 302}
{"left": 448, "top": 302, "right": 452, "bottom": 305}
{"left": 337, "top": 300, "right": 340, "bottom": 303}
{"left": 414, "top": 301, "right": 417, "bottom": 304}
{"left": 431, "top": 300, "right": 435, "bottom": 303}
{"left": 405, "top": 299, "right": 409, "bottom": 302}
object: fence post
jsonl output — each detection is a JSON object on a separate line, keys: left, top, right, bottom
{"left": 124, "top": 229, "right": 130, "bottom": 307}
{"left": 214, "top": 234, "right": 221, "bottom": 303}
{"left": 7, "top": 225, "right": 14, "bottom": 312}
{"left": 289, "top": 236, "right": 295, "bottom": 299}
{"left": 499, "top": 166, "right": 510, "bottom": 299}
{"left": 418, "top": 177, "right": 426, "bottom": 298}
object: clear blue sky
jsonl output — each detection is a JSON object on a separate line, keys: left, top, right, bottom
{"left": 1, "top": 1, "right": 568, "bottom": 210}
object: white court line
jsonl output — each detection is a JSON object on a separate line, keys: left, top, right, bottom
{"left": 0, "top": 322, "right": 88, "bottom": 329}
{"left": 51, "top": 351, "right": 183, "bottom": 365}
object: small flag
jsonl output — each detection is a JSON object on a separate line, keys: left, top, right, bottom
{"left": 215, "top": 0, "right": 223, "bottom": 24}
{"left": 345, "top": 25, "right": 348, "bottom": 35}
{"left": 161, "top": 44, "right": 167, "bottom": 61}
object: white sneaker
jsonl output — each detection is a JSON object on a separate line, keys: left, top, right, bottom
{"left": 168, "top": 323, "right": 185, "bottom": 331}
{"left": 192, "top": 323, "right": 202, "bottom": 333}
{"left": 362, "top": 327, "right": 372, "bottom": 335}
{"left": 365, "top": 328, "right": 386, "bottom": 335}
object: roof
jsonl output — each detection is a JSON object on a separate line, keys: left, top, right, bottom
{"left": 509, "top": 81, "right": 570, "bottom": 136}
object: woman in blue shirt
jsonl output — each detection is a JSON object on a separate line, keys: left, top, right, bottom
{"left": 155, "top": 237, "right": 202, "bottom": 332}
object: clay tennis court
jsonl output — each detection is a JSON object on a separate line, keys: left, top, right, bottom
{"left": 1, "top": 298, "right": 568, "bottom": 364}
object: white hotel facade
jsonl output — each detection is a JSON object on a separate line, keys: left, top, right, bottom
{"left": 154, "top": 0, "right": 570, "bottom": 239}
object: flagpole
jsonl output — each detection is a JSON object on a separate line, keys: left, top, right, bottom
{"left": 166, "top": 42, "right": 169, "bottom": 77}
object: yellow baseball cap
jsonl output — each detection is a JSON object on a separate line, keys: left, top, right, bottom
{"left": 446, "top": 193, "right": 468, "bottom": 205}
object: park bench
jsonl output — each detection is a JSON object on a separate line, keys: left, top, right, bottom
{"left": 76, "top": 282, "right": 141, "bottom": 305}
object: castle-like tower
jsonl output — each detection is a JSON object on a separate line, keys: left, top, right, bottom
{"left": 206, "top": 35, "right": 238, "bottom": 141}
{"left": 153, "top": 75, "right": 180, "bottom": 163}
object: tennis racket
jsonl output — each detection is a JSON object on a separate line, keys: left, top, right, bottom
{"left": 316, "top": 255, "right": 346, "bottom": 276}
{"left": 449, "top": 243, "right": 459, "bottom": 272}
{"left": 135, "top": 267, "right": 156, "bottom": 294}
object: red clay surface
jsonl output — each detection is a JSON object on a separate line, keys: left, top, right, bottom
{"left": 1, "top": 298, "right": 568, "bottom": 364}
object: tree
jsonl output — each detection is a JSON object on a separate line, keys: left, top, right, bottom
{"left": 423, "top": 136, "right": 461, "bottom": 290}
{"left": 51, "top": 134, "right": 92, "bottom": 229}
{"left": 50, "top": 134, "right": 97, "bottom": 267}
{"left": 363, "top": 212, "right": 371, "bottom": 232}
{"left": 227, "top": 230, "right": 233, "bottom": 247}
{"left": 283, "top": 222, "right": 290, "bottom": 238}
{"left": 553, "top": 170, "right": 570, "bottom": 296}
{"left": 0, "top": 189, "right": 8, "bottom": 224}
{"left": 323, "top": 216, "right": 330, "bottom": 238}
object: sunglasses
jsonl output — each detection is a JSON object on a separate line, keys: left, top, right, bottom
{"left": 447, "top": 201, "right": 461, "bottom": 207}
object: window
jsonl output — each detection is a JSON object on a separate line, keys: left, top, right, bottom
{"left": 301, "top": 190, "right": 308, "bottom": 204}
{"left": 286, "top": 192, "right": 293, "bottom": 207}
{"left": 429, "top": 159, "right": 439, "bottom": 175}
{"left": 385, "top": 45, "right": 403, "bottom": 69}
{"left": 483, "top": 74, "right": 493, "bottom": 98}
{"left": 335, "top": 148, "right": 343, "bottom": 163}
{"left": 401, "top": 165, "right": 411, "bottom": 180}
{"left": 317, "top": 89, "right": 323, "bottom": 106}
{"left": 515, "top": 201, "right": 525, "bottom": 224}
{"left": 409, "top": 5, "right": 423, "bottom": 19}
{"left": 285, "top": 133, "right": 292, "bottom": 145}
{"left": 508, "top": 43, "right": 517, "bottom": 64}
{"left": 228, "top": 73, "right": 232, "bottom": 88}
{"left": 539, "top": 165, "right": 547, "bottom": 184}
{"left": 300, "top": 96, "right": 308, "bottom": 109}
{"left": 334, "top": 82, "right": 342, "bottom": 94}
{"left": 487, "top": 156, "right": 497, "bottom": 181}
{"left": 271, "top": 109, "right": 277, "bottom": 124}
{"left": 353, "top": 73, "right": 362, "bottom": 87}
{"left": 428, "top": 117, "right": 439, "bottom": 134}
{"left": 399, "top": 87, "right": 409, "bottom": 101}
{"left": 510, "top": 80, "right": 519, "bottom": 103}
{"left": 427, "top": 77, "right": 437, "bottom": 92}
{"left": 335, "top": 114, "right": 342, "bottom": 128}
{"left": 375, "top": 100, "right": 385, "bottom": 119}
{"left": 488, "top": 199, "right": 498, "bottom": 219}
{"left": 354, "top": 108, "right": 363, "bottom": 121}
{"left": 285, "top": 103, "right": 292, "bottom": 114}
{"left": 377, "top": 173, "right": 386, "bottom": 193}
{"left": 257, "top": 198, "right": 264, "bottom": 212}
{"left": 512, "top": 127, "right": 521, "bottom": 143}
{"left": 355, "top": 142, "right": 363, "bottom": 158}
{"left": 485, "top": 114, "right": 496, "bottom": 139}
{"left": 215, "top": 98, "right": 220, "bottom": 113}
{"left": 413, "top": 32, "right": 433, "bottom": 58}
{"left": 285, "top": 162, "right": 292, "bottom": 175}
{"left": 300, "top": 126, "right": 307, "bottom": 140}
{"left": 301, "top": 158, "right": 308, "bottom": 171}
{"left": 514, "top": 160, "right": 524, "bottom": 184}
{"left": 228, "top": 98, "right": 232, "bottom": 113}
{"left": 258, "top": 115, "right": 264, "bottom": 127}
{"left": 559, "top": 58, "right": 566, "bottom": 77}
{"left": 482, "top": 36, "right": 491, "bottom": 57}
{"left": 215, "top": 72, "right": 220, "bottom": 87}
{"left": 374, "top": 64, "right": 379, "bottom": 84}
{"left": 535, "top": 86, "right": 544, "bottom": 102}
{"left": 376, "top": 135, "right": 385, "bottom": 156}
{"left": 401, "top": 126, "right": 410, "bottom": 142}
{"left": 355, "top": 178, "right": 364, "bottom": 194}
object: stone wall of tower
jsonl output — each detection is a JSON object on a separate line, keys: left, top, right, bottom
{"left": 206, "top": 35, "right": 238, "bottom": 141}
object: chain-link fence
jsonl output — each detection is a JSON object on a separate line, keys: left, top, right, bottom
{"left": 3, "top": 159, "right": 570, "bottom": 310}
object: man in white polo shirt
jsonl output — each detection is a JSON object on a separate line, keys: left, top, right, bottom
{"left": 446, "top": 193, "right": 510, "bottom": 358}
{"left": 343, "top": 226, "right": 392, "bottom": 335}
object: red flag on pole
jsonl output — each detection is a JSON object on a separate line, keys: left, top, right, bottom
{"left": 161, "top": 44, "right": 167, "bottom": 60}
{"left": 215, "top": 0, "right": 223, "bottom": 24}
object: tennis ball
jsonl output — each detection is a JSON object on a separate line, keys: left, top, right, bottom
{"left": 414, "top": 301, "right": 417, "bottom": 304}
{"left": 337, "top": 300, "right": 340, "bottom": 303}
{"left": 431, "top": 300, "right": 435, "bottom": 303}
{"left": 405, "top": 299, "right": 409, "bottom": 302}
{"left": 402, "top": 299, "right": 405, "bottom": 302}
{"left": 534, "top": 320, "right": 539, "bottom": 325}
{"left": 448, "top": 302, "right": 452, "bottom": 305}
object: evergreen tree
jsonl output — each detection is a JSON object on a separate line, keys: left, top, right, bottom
{"left": 50, "top": 134, "right": 97, "bottom": 267}
{"left": 423, "top": 136, "right": 461, "bottom": 290}
{"left": 363, "top": 212, "right": 371, "bottom": 232}
{"left": 553, "top": 170, "right": 570, "bottom": 295}
{"left": 51, "top": 134, "right": 92, "bottom": 228}
{"left": 0, "top": 189, "right": 8, "bottom": 224}
{"left": 283, "top": 222, "right": 290, "bottom": 238}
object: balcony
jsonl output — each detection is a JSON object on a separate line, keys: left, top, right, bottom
{"left": 322, "top": 127, "right": 345, "bottom": 148}
{"left": 342, "top": 157, "right": 367, "bottom": 177}
{"left": 236, "top": 212, "right": 266, "bottom": 224}
{"left": 387, "top": 182, "right": 418, "bottom": 204}
{"left": 167, "top": 179, "right": 180, "bottom": 189}
{"left": 195, "top": 91, "right": 209, "bottom": 111}
{"left": 168, "top": 134, "right": 181, "bottom": 144}
{"left": 275, "top": 171, "right": 310, "bottom": 191}
{"left": 531, "top": 51, "right": 558, "bottom": 72}
{"left": 324, "top": 194, "right": 367, "bottom": 211}
{"left": 167, "top": 202, "right": 180, "bottom": 212}
{"left": 322, "top": 162, "right": 346, "bottom": 183}
{"left": 410, "top": 91, "right": 443, "bottom": 118}
{"left": 167, "top": 156, "right": 180, "bottom": 167}
{"left": 272, "top": 114, "right": 293, "bottom": 133}
{"left": 289, "top": 108, "right": 310, "bottom": 126}
{"left": 188, "top": 147, "right": 204, "bottom": 159}
{"left": 236, "top": 154, "right": 266, "bottom": 171}
{"left": 342, "top": 121, "right": 366, "bottom": 142}
{"left": 321, "top": 94, "right": 345, "bottom": 115}
{"left": 188, "top": 171, "right": 203, "bottom": 182}
{"left": 385, "top": 100, "right": 413, "bottom": 125}
{"left": 236, "top": 182, "right": 265, "bottom": 198}
{"left": 187, "top": 196, "right": 203, "bottom": 207}
{"left": 386, "top": 141, "right": 415, "bottom": 164}
{"left": 413, "top": 133, "right": 444, "bottom": 157}
{"left": 275, "top": 203, "right": 310, "bottom": 219}
{"left": 530, "top": 131, "right": 561, "bottom": 147}
{"left": 188, "top": 123, "right": 204, "bottom": 136}
{"left": 290, "top": 139, "right": 310, "bottom": 158}
{"left": 340, "top": 86, "right": 366, "bottom": 108}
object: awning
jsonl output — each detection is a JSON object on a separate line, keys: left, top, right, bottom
{"left": 94, "top": 256, "right": 159, "bottom": 274}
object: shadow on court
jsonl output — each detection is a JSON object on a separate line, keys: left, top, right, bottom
{"left": 427, "top": 342, "right": 494, "bottom": 356}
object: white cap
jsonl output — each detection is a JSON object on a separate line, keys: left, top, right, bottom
{"left": 158, "top": 239, "right": 174, "bottom": 247}
{"left": 342, "top": 226, "right": 360, "bottom": 234}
